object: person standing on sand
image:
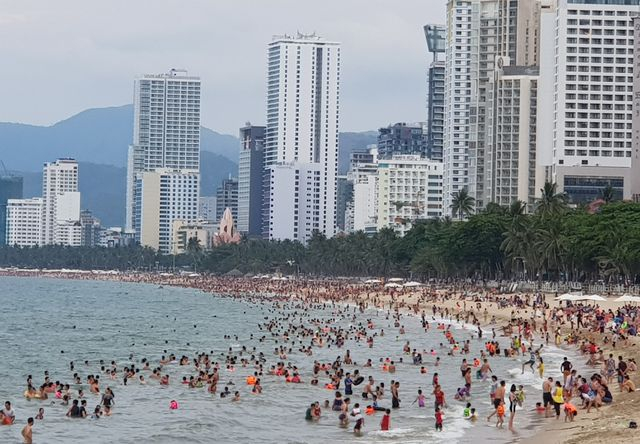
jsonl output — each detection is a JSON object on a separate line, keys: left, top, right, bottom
{"left": 21, "top": 417, "right": 33, "bottom": 444}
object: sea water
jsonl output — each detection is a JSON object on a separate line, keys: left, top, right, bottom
{"left": 0, "top": 277, "right": 577, "bottom": 443}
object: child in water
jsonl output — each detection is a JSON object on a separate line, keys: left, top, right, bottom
{"left": 496, "top": 400, "right": 505, "bottom": 428}
{"left": 414, "top": 389, "right": 426, "bottom": 407}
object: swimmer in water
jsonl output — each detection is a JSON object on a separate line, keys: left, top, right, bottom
{"left": 21, "top": 417, "right": 34, "bottom": 444}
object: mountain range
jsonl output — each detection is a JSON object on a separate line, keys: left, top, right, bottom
{"left": 1, "top": 105, "right": 377, "bottom": 226}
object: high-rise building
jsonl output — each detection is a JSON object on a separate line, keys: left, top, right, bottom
{"left": 443, "top": 2, "right": 474, "bottom": 215}
{"left": 126, "top": 69, "right": 201, "bottom": 237}
{"left": 492, "top": 63, "right": 542, "bottom": 211}
{"left": 237, "top": 124, "right": 265, "bottom": 236}
{"left": 444, "top": 0, "right": 545, "bottom": 215}
{"left": 376, "top": 155, "right": 443, "bottom": 236}
{"left": 216, "top": 177, "right": 238, "bottom": 223}
{"left": 134, "top": 169, "right": 199, "bottom": 254}
{"left": 377, "top": 123, "right": 428, "bottom": 159}
{"left": 263, "top": 33, "right": 340, "bottom": 242}
{"left": 0, "top": 175, "right": 23, "bottom": 245}
{"left": 42, "top": 158, "right": 80, "bottom": 245}
{"left": 631, "top": 15, "right": 640, "bottom": 203}
{"left": 538, "top": 0, "right": 640, "bottom": 203}
{"left": 6, "top": 198, "right": 43, "bottom": 247}
{"left": 424, "top": 24, "right": 446, "bottom": 162}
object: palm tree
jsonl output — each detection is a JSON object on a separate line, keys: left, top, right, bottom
{"left": 600, "top": 184, "right": 615, "bottom": 203}
{"left": 535, "top": 182, "right": 567, "bottom": 218}
{"left": 484, "top": 202, "right": 505, "bottom": 215}
{"left": 508, "top": 200, "right": 526, "bottom": 218}
{"left": 534, "top": 220, "right": 568, "bottom": 281}
{"left": 450, "top": 188, "right": 475, "bottom": 220}
{"left": 186, "top": 236, "right": 203, "bottom": 271}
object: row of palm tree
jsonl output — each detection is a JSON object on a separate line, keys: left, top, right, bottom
{"left": 1, "top": 182, "right": 637, "bottom": 283}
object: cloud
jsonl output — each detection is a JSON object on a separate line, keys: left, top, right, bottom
{"left": 0, "top": 0, "right": 446, "bottom": 134}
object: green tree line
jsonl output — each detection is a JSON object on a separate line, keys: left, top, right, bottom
{"left": 1, "top": 184, "right": 639, "bottom": 283}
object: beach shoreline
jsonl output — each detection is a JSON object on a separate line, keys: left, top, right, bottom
{"left": 1, "top": 270, "right": 638, "bottom": 444}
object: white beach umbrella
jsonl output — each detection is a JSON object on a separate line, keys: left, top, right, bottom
{"left": 403, "top": 281, "right": 424, "bottom": 288}
{"left": 556, "top": 294, "right": 582, "bottom": 301}
{"left": 614, "top": 294, "right": 640, "bottom": 303}
{"left": 384, "top": 282, "right": 403, "bottom": 288}
{"left": 364, "top": 279, "right": 382, "bottom": 284}
{"left": 584, "top": 294, "right": 607, "bottom": 301}
{"left": 387, "top": 278, "right": 404, "bottom": 283}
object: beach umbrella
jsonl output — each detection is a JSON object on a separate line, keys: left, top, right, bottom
{"left": 225, "top": 269, "right": 242, "bottom": 277}
{"left": 384, "top": 282, "right": 403, "bottom": 288}
{"left": 614, "top": 294, "right": 640, "bottom": 303}
{"left": 403, "top": 281, "right": 424, "bottom": 288}
{"left": 364, "top": 279, "right": 382, "bottom": 284}
{"left": 583, "top": 294, "right": 607, "bottom": 301}
{"left": 387, "top": 278, "right": 404, "bottom": 283}
{"left": 556, "top": 294, "right": 582, "bottom": 301}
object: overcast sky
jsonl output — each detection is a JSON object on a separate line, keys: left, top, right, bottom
{"left": 0, "top": 0, "right": 446, "bottom": 135}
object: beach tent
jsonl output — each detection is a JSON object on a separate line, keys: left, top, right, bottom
{"left": 582, "top": 294, "right": 607, "bottom": 301}
{"left": 384, "top": 282, "right": 403, "bottom": 288}
{"left": 556, "top": 294, "right": 583, "bottom": 301}
{"left": 225, "top": 269, "right": 242, "bottom": 277}
{"left": 403, "top": 281, "right": 424, "bottom": 287}
{"left": 387, "top": 278, "right": 404, "bottom": 283}
{"left": 614, "top": 294, "right": 640, "bottom": 303}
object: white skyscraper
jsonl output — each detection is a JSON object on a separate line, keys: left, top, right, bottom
{"left": 538, "top": 0, "right": 640, "bottom": 203}
{"left": 41, "top": 158, "right": 80, "bottom": 245}
{"left": 443, "top": 0, "right": 546, "bottom": 214}
{"left": 126, "top": 69, "right": 201, "bottom": 231}
{"left": 443, "top": 2, "right": 473, "bottom": 215}
{"left": 126, "top": 69, "right": 201, "bottom": 250}
{"left": 263, "top": 33, "right": 340, "bottom": 242}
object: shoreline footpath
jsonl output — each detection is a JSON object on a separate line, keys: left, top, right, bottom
{"left": 1, "top": 270, "right": 638, "bottom": 444}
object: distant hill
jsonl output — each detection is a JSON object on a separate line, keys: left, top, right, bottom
{"left": 0, "top": 104, "right": 242, "bottom": 171}
{"left": 1, "top": 105, "right": 377, "bottom": 226}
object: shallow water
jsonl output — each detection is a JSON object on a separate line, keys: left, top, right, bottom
{"left": 0, "top": 277, "right": 576, "bottom": 443}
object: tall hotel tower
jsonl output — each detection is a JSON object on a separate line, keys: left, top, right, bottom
{"left": 126, "top": 69, "right": 201, "bottom": 253}
{"left": 262, "top": 33, "right": 340, "bottom": 242}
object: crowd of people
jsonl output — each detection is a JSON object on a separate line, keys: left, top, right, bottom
{"left": 0, "top": 270, "right": 639, "bottom": 443}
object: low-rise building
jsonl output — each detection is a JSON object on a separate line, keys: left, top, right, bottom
{"left": 171, "top": 219, "right": 216, "bottom": 254}
{"left": 5, "top": 198, "right": 43, "bottom": 247}
{"left": 377, "top": 155, "right": 443, "bottom": 236}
